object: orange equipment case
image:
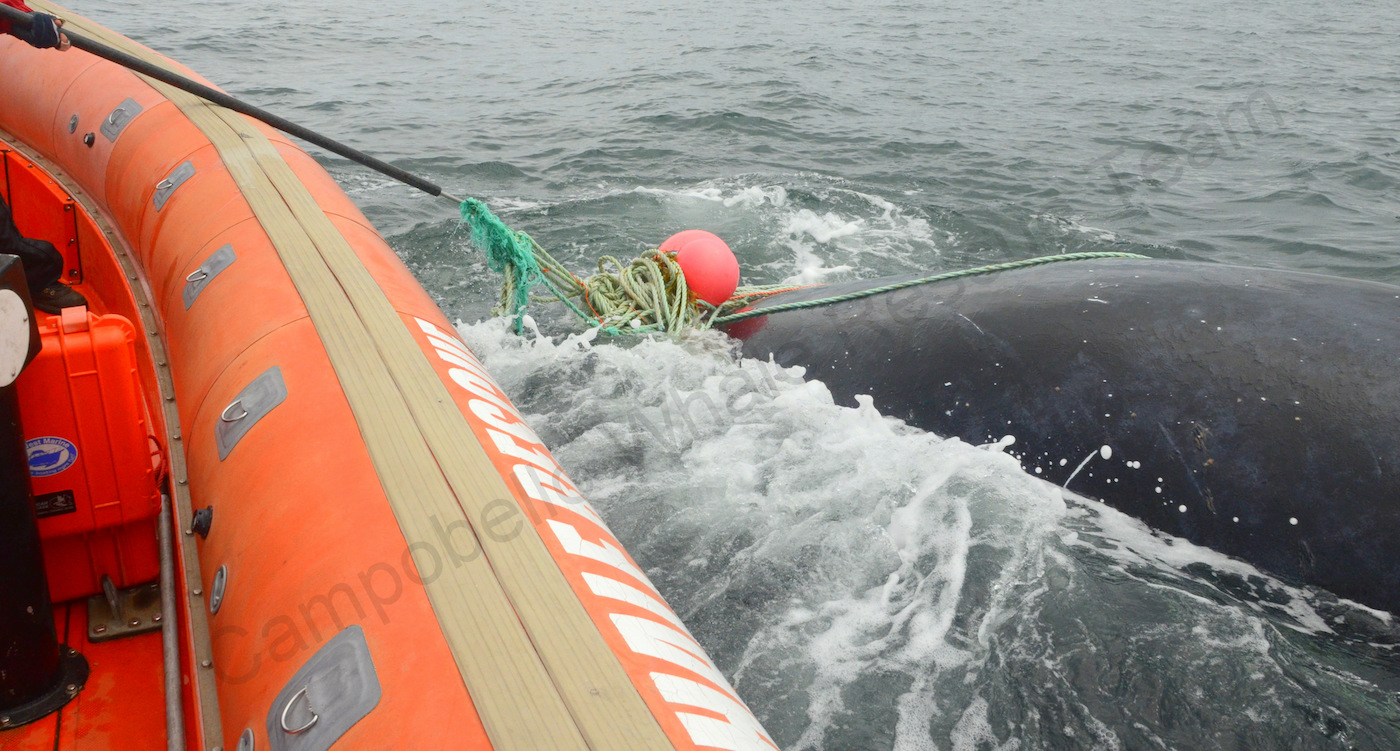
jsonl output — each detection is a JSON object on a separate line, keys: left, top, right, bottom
{"left": 15, "top": 306, "right": 161, "bottom": 603}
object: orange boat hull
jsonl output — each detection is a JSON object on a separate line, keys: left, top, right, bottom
{"left": 1, "top": 5, "right": 776, "bottom": 750}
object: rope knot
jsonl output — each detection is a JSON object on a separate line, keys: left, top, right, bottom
{"left": 460, "top": 198, "right": 544, "bottom": 330}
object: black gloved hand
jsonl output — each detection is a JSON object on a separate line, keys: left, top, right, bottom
{"left": 20, "top": 12, "right": 65, "bottom": 50}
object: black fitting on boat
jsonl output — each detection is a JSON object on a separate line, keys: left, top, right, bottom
{"left": 0, "top": 254, "right": 88, "bottom": 729}
{"left": 191, "top": 506, "right": 213, "bottom": 539}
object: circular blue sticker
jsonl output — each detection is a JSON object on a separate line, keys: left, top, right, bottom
{"left": 26, "top": 436, "right": 78, "bottom": 478}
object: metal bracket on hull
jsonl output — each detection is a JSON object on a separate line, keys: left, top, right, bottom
{"left": 87, "top": 577, "right": 162, "bottom": 642}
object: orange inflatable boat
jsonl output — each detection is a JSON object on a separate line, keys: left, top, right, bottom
{"left": 0, "top": 4, "right": 777, "bottom": 750}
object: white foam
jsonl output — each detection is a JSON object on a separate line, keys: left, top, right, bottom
{"left": 784, "top": 209, "right": 864, "bottom": 244}
{"left": 1035, "top": 213, "right": 1120, "bottom": 243}
{"left": 455, "top": 316, "right": 1381, "bottom": 747}
{"left": 724, "top": 185, "right": 789, "bottom": 209}
{"left": 453, "top": 318, "right": 1078, "bottom": 748}
{"left": 625, "top": 176, "right": 940, "bottom": 285}
{"left": 950, "top": 696, "right": 1019, "bottom": 751}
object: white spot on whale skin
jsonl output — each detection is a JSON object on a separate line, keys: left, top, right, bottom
{"left": 1179, "top": 505, "right": 1188, "bottom": 513}
{"left": 1100, "top": 445, "right": 1112, "bottom": 460}
{"left": 1059, "top": 458, "right": 1067, "bottom": 466}
{"left": 1233, "top": 517, "right": 1240, "bottom": 523}
{"left": 1086, "top": 297, "right": 1110, "bottom": 304}
{"left": 1290, "top": 517, "right": 1298, "bottom": 526}
{"left": 1155, "top": 487, "right": 1162, "bottom": 493}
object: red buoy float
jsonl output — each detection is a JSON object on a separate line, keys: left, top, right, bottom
{"left": 660, "top": 230, "right": 740, "bottom": 307}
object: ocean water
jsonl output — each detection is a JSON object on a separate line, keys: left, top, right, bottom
{"left": 71, "top": 0, "right": 1400, "bottom": 747}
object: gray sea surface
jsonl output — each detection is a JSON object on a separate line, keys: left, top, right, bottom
{"left": 69, "top": 0, "right": 1400, "bottom": 748}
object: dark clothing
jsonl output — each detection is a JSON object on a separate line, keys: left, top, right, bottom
{"left": 1, "top": 0, "right": 67, "bottom": 294}
{"left": 1, "top": 0, "right": 61, "bottom": 49}
{"left": 0, "top": 0, "right": 33, "bottom": 37}
{"left": 0, "top": 195, "right": 63, "bottom": 296}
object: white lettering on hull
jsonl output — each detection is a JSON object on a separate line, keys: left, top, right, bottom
{"left": 581, "top": 572, "right": 688, "bottom": 635}
{"left": 652, "top": 673, "right": 778, "bottom": 751}
{"left": 610, "top": 613, "right": 722, "bottom": 694}
{"left": 548, "top": 519, "right": 653, "bottom": 595}
{"left": 516, "top": 464, "right": 607, "bottom": 529}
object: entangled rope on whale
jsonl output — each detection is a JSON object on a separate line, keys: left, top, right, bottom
{"left": 459, "top": 197, "right": 1148, "bottom": 335}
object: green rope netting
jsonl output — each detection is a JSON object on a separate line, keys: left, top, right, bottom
{"left": 460, "top": 198, "right": 1148, "bottom": 335}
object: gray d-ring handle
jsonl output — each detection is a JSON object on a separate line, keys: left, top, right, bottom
{"left": 101, "top": 98, "right": 142, "bottom": 142}
{"left": 183, "top": 244, "right": 237, "bottom": 310}
{"left": 279, "top": 686, "right": 319, "bottom": 735}
{"left": 221, "top": 400, "right": 249, "bottom": 422}
{"left": 153, "top": 161, "right": 196, "bottom": 211}
{"left": 264, "top": 625, "right": 380, "bottom": 751}
{"left": 215, "top": 367, "right": 286, "bottom": 460}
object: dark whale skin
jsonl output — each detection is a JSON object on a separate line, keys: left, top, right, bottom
{"left": 729, "top": 260, "right": 1400, "bottom": 614}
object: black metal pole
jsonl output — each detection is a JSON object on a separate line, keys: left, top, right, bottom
{"left": 0, "top": 4, "right": 464, "bottom": 205}
{"left": 0, "top": 257, "right": 87, "bottom": 730}
{"left": 0, "top": 385, "right": 60, "bottom": 714}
